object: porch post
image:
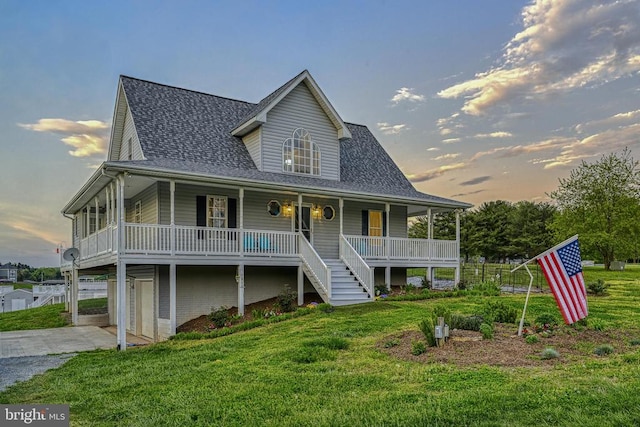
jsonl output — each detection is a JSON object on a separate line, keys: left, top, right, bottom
{"left": 298, "top": 265, "right": 304, "bottom": 306}
{"left": 339, "top": 198, "right": 344, "bottom": 235}
{"left": 105, "top": 188, "right": 110, "bottom": 226}
{"left": 427, "top": 208, "right": 433, "bottom": 240}
{"left": 170, "top": 180, "right": 175, "bottom": 256}
{"left": 86, "top": 206, "right": 90, "bottom": 238}
{"left": 110, "top": 183, "right": 115, "bottom": 224}
{"left": 426, "top": 267, "right": 432, "bottom": 288}
{"left": 455, "top": 209, "right": 461, "bottom": 285}
{"left": 385, "top": 203, "right": 391, "bottom": 290}
{"left": 71, "top": 266, "right": 78, "bottom": 325}
{"left": 95, "top": 197, "right": 100, "bottom": 253}
{"left": 116, "top": 175, "right": 127, "bottom": 351}
{"left": 237, "top": 264, "right": 245, "bottom": 316}
{"left": 239, "top": 188, "right": 244, "bottom": 257}
{"left": 169, "top": 262, "right": 176, "bottom": 335}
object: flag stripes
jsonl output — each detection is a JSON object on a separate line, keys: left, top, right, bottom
{"left": 536, "top": 236, "right": 588, "bottom": 325}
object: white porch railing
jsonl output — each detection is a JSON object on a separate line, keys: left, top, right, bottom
{"left": 344, "top": 235, "right": 458, "bottom": 262}
{"left": 299, "top": 234, "right": 331, "bottom": 299}
{"left": 339, "top": 235, "right": 374, "bottom": 299}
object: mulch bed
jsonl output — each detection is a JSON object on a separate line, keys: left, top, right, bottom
{"left": 378, "top": 324, "right": 637, "bottom": 367}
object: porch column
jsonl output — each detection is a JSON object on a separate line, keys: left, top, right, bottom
{"left": 86, "top": 206, "right": 90, "bottom": 237}
{"left": 169, "top": 262, "right": 176, "bottom": 335}
{"left": 298, "top": 265, "right": 304, "bottom": 306}
{"left": 116, "top": 175, "right": 127, "bottom": 351}
{"left": 105, "top": 188, "right": 110, "bottom": 226}
{"left": 71, "top": 267, "right": 78, "bottom": 325}
{"left": 95, "top": 197, "right": 100, "bottom": 254}
{"left": 385, "top": 203, "right": 391, "bottom": 290}
{"left": 170, "top": 180, "right": 175, "bottom": 256}
{"left": 239, "top": 188, "right": 244, "bottom": 257}
{"left": 110, "top": 183, "right": 116, "bottom": 225}
{"left": 297, "top": 193, "right": 303, "bottom": 234}
{"left": 339, "top": 198, "right": 344, "bottom": 235}
{"left": 427, "top": 208, "right": 433, "bottom": 240}
{"left": 237, "top": 264, "right": 245, "bottom": 316}
{"left": 455, "top": 209, "right": 461, "bottom": 285}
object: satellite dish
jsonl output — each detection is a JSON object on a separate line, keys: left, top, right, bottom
{"left": 63, "top": 248, "right": 80, "bottom": 262}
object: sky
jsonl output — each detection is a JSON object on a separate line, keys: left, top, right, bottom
{"left": 1, "top": 0, "right": 640, "bottom": 267}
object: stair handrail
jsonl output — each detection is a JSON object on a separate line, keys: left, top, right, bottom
{"left": 298, "top": 234, "right": 331, "bottom": 299}
{"left": 339, "top": 235, "right": 375, "bottom": 300}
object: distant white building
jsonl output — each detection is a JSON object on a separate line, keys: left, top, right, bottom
{"left": 1, "top": 289, "right": 34, "bottom": 313}
{"left": 0, "top": 263, "right": 18, "bottom": 283}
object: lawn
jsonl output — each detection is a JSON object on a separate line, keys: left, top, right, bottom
{"left": 0, "top": 303, "right": 68, "bottom": 331}
{"left": 1, "top": 268, "right": 639, "bottom": 426}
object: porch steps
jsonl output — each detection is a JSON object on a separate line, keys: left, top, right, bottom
{"left": 325, "top": 259, "right": 372, "bottom": 307}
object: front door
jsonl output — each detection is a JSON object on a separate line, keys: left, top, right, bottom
{"left": 295, "top": 206, "right": 312, "bottom": 242}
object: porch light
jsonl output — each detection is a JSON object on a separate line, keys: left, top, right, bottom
{"left": 312, "top": 204, "right": 323, "bottom": 220}
{"left": 282, "top": 201, "right": 293, "bottom": 217}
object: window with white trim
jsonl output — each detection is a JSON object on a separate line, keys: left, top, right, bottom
{"left": 282, "top": 128, "right": 320, "bottom": 175}
{"left": 134, "top": 201, "right": 142, "bottom": 224}
{"left": 207, "top": 196, "right": 227, "bottom": 228}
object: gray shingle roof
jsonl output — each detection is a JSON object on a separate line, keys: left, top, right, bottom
{"left": 118, "top": 75, "right": 470, "bottom": 209}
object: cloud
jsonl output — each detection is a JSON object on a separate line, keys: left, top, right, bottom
{"left": 408, "top": 162, "right": 467, "bottom": 183}
{"left": 19, "top": 118, "right": 109, "bottom": 157}
{"left": 460, "top": 176, "right": 492, "bottom": 186}
{"left": 426, "top": 147, "right": 440, "bottom": 152}
{"left": 474, "top": 131, "right": 513, "bottom": 139}
{"left": 451, "top": 189, "right": 486, "bottom": 198}
{"left": 442, "top": 138, "right": 461, "bottom": 144}
{"left": 377, "top": 122, "right": 408, "bottom": 135}
{"left": 391, "top": 87, "right": 425, "bottom": 104}
{"left": 438, "top": 0, "right": 640, "bottom": 115}
{"left": 432, "top": 153, "right": 461, "bottom": 161}
{"left": 575, "top": 109, "right": 640, "bottom": 133}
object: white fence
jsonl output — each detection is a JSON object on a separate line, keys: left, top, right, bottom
{"left": 344, "top": 235, "right": 458, "bottom": 262}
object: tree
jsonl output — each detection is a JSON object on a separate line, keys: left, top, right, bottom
{"left": 507, "top": 201, "right": 557, "bottom": 259}
{"left": 549, "top": 149, "right": 640, "bottom": 270}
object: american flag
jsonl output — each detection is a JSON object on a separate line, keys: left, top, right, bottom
{"left": 536, "top": 235, "right": 588, "bottom": 324}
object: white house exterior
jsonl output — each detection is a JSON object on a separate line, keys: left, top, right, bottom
{"left": 61, "top": 70, "right": 471, "bottom": 349}
{"left": 0, "top": 263, "right": 18, "bottom": 283}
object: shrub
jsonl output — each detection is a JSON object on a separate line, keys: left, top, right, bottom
{"left": 276, "top": 285, "right": 297, "bottom": 313}
{"left": 374, "top": 283, "right": 388, "bottom": 296}
{"left": 401, "top": 283, "right": 417, "bottom": 294}
{"left": 251, "top": 308, "right": 267, "bottom": 319}
{"left": 480, "top": 323, "right": 494, "bottom": 340}
{"left": 419, "top": 316, "right": 437, "bottom": 347}
{"left": 450, "top": 313, "right": 483, "bottom": 331}
{"left": 541, "top": 347, "right": 560, "bottom": 360}
{"left": 591, "top": 320, "right": 607, "bottom": 331}
{"left": 411, "top": 340, "right": 427, "bottom": 356}
{"left": 482, "top": 300, "right": 517, "bottom": 324}
{"left": 421, "top": 277, "right": 432, "bottom": 290}
{"left": 317, "top": 303, "right": 335, "bottom": 313}
{"left": 384, "top": 339, "right": 400, "bottom": 348}
{"left": 587, "top": 279, "right": 609, "bottom": 296}
{"left": 470, "top": 281, "right": 500, "bottom": 295}
{"left": 456, "top": 279, "right": 468, "bottom": 290}
{"left": 630, "top": 338, "right": 640, "bottom": 346}
{"left": 525, "top": 335, "right": 539, "bottom": 344}
{"left": 594, "top": 344, "right": 614, "bottom": 356}
{"left": 432, "top": 305, "right": 452, "bottom": 326}
{"left": 535, "top": 313, "right": 557, "bottom": 326}
{"left": 208, "top": 306, "right": 232, "bottom": 328}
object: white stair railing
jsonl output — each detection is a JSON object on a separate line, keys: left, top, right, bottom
{"left": 299, "top": 234, "right": 331, "bottom": 300}
{"left": 339, "top": 235, "right": 375, "bottom": 300}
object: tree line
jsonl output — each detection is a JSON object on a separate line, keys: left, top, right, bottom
{"left": 409, "top": 149, "right": 640, "bottom": 270}
{"left": 0, "top": 263, "right": 62, "bottom": 282}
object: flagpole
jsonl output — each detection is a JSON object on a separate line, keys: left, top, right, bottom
{"left": 517, "top": 262, "right": 534, "bottom": 336}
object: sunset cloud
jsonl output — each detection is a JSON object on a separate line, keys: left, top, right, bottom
{"left": 460, "top": 176, "right": 492, "bottom": 186}
{"left": 432, "top": 153, "right": 461, "bottom": 161}
{"left": 391, "top": 87, "right": 425, "bottom": 104}
{"left": 377, "top": 122, "right": 408, "bottom": 135}
{"left": 408, "top": 162, "right": 467, "bottom": 183}
{"left": 438, "top": 0, "right": 640, "bottom": 115}
{"left": 474, "top": 131, "right": 513, "bottom": 139}
{"left": 19, "top": 118, "right": 109, "bottom": 157}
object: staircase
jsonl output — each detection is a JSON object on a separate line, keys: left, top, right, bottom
{"left": 324, "top": 259, "right": 372, "bottom": 306}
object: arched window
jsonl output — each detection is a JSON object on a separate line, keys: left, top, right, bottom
{"left": 282, "top": 128, "right": 320, "bottom": 175}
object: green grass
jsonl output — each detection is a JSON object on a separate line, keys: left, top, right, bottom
{"left": 2, "top": 272, "right": 640, "bottom": 426}
{"left": 78, "top": 297, "right": 108, "bottom": 310}
{"left": 0, "top": 303, "right": 68, "bottom": 331}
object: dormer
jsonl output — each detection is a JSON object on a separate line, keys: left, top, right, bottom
{"left": 232, "top": 71, "right": 350, "bottom": 181}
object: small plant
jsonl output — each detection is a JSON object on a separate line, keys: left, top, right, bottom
{"left": 450, "top": 313, "right": 484, "bottom": 331}
{"left": 525, "top": 335, "right": 539, "bottom": 344}
{"left": 276, "top": 284, "right": 297, "bottom": 313}
{"left": 541, "top": 347, "right": 560, "bottom": 360}
{"left": 317, "top": 303, "right": 335, "bottom": 313}
{"left": 401, "top": 283, "right": 417, "bottom": 294}
{"left": 411, "top": 340, "right": 427, "bottom": 356}
{"left": 535, "top": 313, "right": 557, "bottom": 326}
{"left": 251, "top": 308, "right": 267, "bottom": 319}
{"left": 432, "top": 305, "right": 452, "bottom": 326}
{"left": 384, "top": 339, "right": 400, "bottom": 348}
{"left": 630, "top": 338, "right": 640, "bottom": 346}
{"left": 419, "top": 316, "right": 437, "bottom": 347}
{"left": 421, "top": 277, "right": 432, "bottom": 290}
{"left": 591, "top": 319, "right": 606, "bottom": 331}
{"left": 482, "top": 300, "right": 517, "bottom": 324}
{"left": 480, "top": 322, "right": 494, "bottom": 340}
{"left": 456, "top": 279, "right": 468, "bottom": 290}
{"left": 208, "top": 306, "right": 231, "bottom": 328}
{"left": 587, "top": 279, "right": 609, "bottom": 296}
{"left": 374, "top": 283, "right": 389, "bottom": 296}
{"left": 594, "top": 344, "right": 614, "bottom": 356}
{"left": 470, "top": 281, "right": 500, "bottom": 295}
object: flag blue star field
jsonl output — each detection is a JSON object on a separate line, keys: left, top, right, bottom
{"left": 536, "top": 236, "right": 588, "bottom": 324}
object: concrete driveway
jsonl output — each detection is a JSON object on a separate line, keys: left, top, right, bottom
{"left": 0, "top": 326, "right": 116, "bottom": 358}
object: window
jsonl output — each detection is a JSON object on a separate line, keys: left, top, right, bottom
{"left": 369, "top": 211, "right": 383, "bottom": 237}
{"left": 134, "top": 201, "right": 142, "bottom": 224}
{"left": 282, "top": 128, "right": 320, "bottom": 175}
{"left": 207, "top": 196, "right": 227, "bottom": 228}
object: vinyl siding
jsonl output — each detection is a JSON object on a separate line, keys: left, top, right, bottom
{"left": 118, "top": 108, "right": 144, "bottom": 161}
{"left": 243, "top": 128, "right": 262, "bottom": 169}
{"left": 343, "top": 201, "right": 408, "bottom": 238}
{"left": 261, "top": 84, "right": 340, "bottom": 180}
{"left": 176, "top": 266, "right": 238, "bottom": 326}
{"left": 125, "top": 183, "right": 158, "bottom": 224}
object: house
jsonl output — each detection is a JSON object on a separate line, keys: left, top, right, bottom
{"left": 1, "top": 289, "right": 34, "bottom": 313}
{"left": 0, "top": 263, "right": 18, "bottom": 283}
{"left": 60, "top": 70, "right": 471, "bottom": 349}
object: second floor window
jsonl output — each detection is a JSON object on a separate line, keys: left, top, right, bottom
{"left": 208, "top": 196, "right": 227, "bottom": 228}
{"left": 282, "top": 128, "right": 320, "bottom": 176}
